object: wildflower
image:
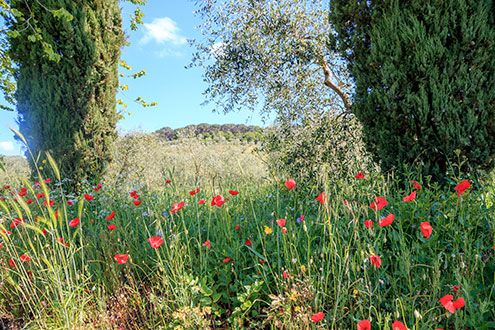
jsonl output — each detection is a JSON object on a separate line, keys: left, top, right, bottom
{"left": 9, "top": 258, "right": 15, "bottom": 267}
{"left": 311, "top": 312, "right": 324, "bottom": 322}
{"left": 392, "top": 321, "right": 406, "bottom": 330}
{"left": 229, "top": 190, "right": 239, "bottom": 195}
{"left": 133, "top": 200, "right": 141, "bottom": 206}
{"left": 42, "top": 228, "right": 47, "bottom": 236}
{"left": 355, "top": 171, "right": 365, "bottom": 179}
{"left": 364, "top": 220, "right": 374, "bottom": 228}
{"left": 198, "top": 198, "right": 205, "bottom": 204}
{"left": 235, "top": 225, "right": 240, "bottom": 230}
{"left": 44, "top": 200, "right": 54, "bottom": 207}
{"left": 282, "top": 227, "right": 287, "bottom": 234}
{"left": 403, "top": 190, "right": 417, "bottom": 202}
{"left": 67, "top": 201, "right": 73, "bottom": 206}
{"left": 2, "top": 230, "right": 12, "bottom": 235}
{"left": 276, "top": 218, "right": 286, "bottom": 228}
{"left": 44, "top": 178, "right": 51, "bottom": 183}
{"left": 165, "top": 179, "right": 172, "bottom": 184}
{"left": 148, "top": 236, "right": 164, "bottom": 249}
{"left": 300, "top": 265, "right": 306, "bottom": 272}
{"left": 211, "top": 195, "right": 226, "bottom": 207}
{"left": 223, "top": 257, "right": 231, "bottom": 263}
{"left": 37, "top": 193, "right": 44, "bottom": 198}
{"left": 245, "top": 239, "right": 252, "bottom": 246}
{"left": 439, "top": 295, "right": 456, "bottom": 313}
{"left": 189, "top": 188, "right": 200, "bottom": 196}
{"left": 282, "top": 271, "right": 289, "bottom": 278}
{"left": 420, "top": 222, "right": 432, "bottom": 239}
{"left": 26, "top": 198, "right": 32, "bottom": 205}
{"left": 296, "top": 215, "right": 304, "bottom": 223}
{"left": 170, "top": 202, "right": 185, "bottom": 214}
{"left": 84, "top": 194, "right": 94, "bottom": 201}
{"left": 264, "top": 226, "right": 273, "bottom": 234}
{"left": 202, "top": 240, "right": 211, "bottom": 248}
{"left": 20, "top": 254, "right": 31, "bottom": 262}
{"left": 114, "top": 254, "right": 129, "bottom": 264}
{"left": 370, "top": 196, "right": 388, "bottom": 210}
{"left": 453, "top": 285, "right": 462, "bottom": 293}
{"left": 315, "top": 192, "right": 325, "bottom": 204}
{"left": 357, "top": 319, "right": 371, "bottom": 330}
{"left": 106, "top": 211, "right": 115, "bottom": 221}
{"left": 455, "top": 180, "right": 470, "bottom": 197}
{"left": 285, "top": 179, "right": 296, "bottom": 190}
{"left": 411, "top": 180, "right": 421, "bottom": 190}
{"left": 369, "top": 255, "right": 382, "bottom": 268}
{"left": 379, "top": 213, "right": 395, "bottom": 227}
{"left": 107, "top": 224, "right": 116, "bottom": 231}
{"left": 69, "top": 218, "right": 80, "bottom": 228}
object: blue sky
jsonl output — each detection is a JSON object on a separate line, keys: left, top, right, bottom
{"left": 0, "top": 0, "right": 271, "bottom": 156}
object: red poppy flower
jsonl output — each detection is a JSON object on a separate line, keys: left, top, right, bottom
{"left": 148, "top": 236, "right": 164, "bottom": 248}
{"left": 93, "top": 187, "right": 100, "bottom": 192}
{"left": 42, "top": 228, "right": 47, "bottom": 236}
{"left": 170, "top": 201, "right": 185, "bottom": 213}
{"left": 370, "top": 196, "right": 388, "bottom": 210}
{"left": 276, "top": 218, "right": 286, "bottom": 227}
{"left": 439, "top": 295, "right": 456, "bottom": 313}
{"left": 455, "top": 180, "right": 470, "bottom": 197}
{"left": 198, "top": 198, "right": 205, "bottom": 204}
{"left": 26, "top": 198, "right": 32, "bottom": 205}
{"left": 44, "top": 200, "right": 54, "bottom": 207}
{"left": 37, "top": 193, "right": 44, "bottom": 198}
{"left": 19, "top": 191, "right": 26, "bottom": 197}
{"left": 343, "top": 200, "right": 349, "bottom": 205}
{"left": 260, "top": 259, "right": 265, "bottom": 264}
{"left": 282, "top": 227, "right": 287, "bottom": 234}
{"left": 369, "top": 255, "right": 382, "bottom": 268}
{"left": 202, "top": 240, "right": 211, "bottom": 248}
{"left": 410, "top": 180, "right": 421, "bottom": 190}
{"left": 1, "top": 230, "right": 12, "bottom": 235}
{"left": 282, "top": 271, "right": 289, "bottom": 279}
{"left": 211, "top": 195, "right": 226, "bottom": 207}
{"left": 0, "top": 243, "right": 2, "bottom": 248}
{"left": 9, "top": 258, "right": 15, "bottom": 267}
{"left": 355, "top": 171, "right": 365, "bottom": 179}
{"left": 20, "top": 254, "right": 31, "bottom": 262}
{"left": 379, "top": 213, "right": 395, "bottom": 227}
{"left": 10, "top": 218, "right": 23, "bottom": 228}
{"left": 453, "top": 297, "right": 465, "bottom": 309}
{"left": 67, "top": 201, "right": 73, "bottom": 206}
{"left": 392, "top": 321, "right": 406, "bottom": 330}
{"left": 420, "top": 222, "right": 432, "bottom": 239}
{"left": 402, "top": 190, "right": 417, "bottom": 202}
{"left": 107, "top": 224, "right": 116, "bottom": 231}
{"left": 315, "top": 192, "right": 325, "bottom": 205}
{"left": 130, "top": 190, "right": 137, "bottom": 198}
{"left": 90, "top": 219, "right": 94, "bottom": 223}
{"left": 69, "top": 218, "right": 80, "bottom": 228}
{"left": 165, "top": 180, "right": 172, "bottom": 184}
{"left": 84, "top": 194, "right": 94, "bottom": 201}
{"left": 245, "top": 239, "right": 252, "bottom": 246}
{"left": 3, "top": 185, "right": 9, "bottom": 189}
{"left": 311, "top": 312, "right": 324, "bottom": 322}
{"left": 34, "top": 182, "right": 40, "bottom": 187}
{"left": 114, "top": 254, "right": 129, "bottom": 264}
{"left": 285, "top": 179, "right": 296, "bottom": 190}
{"left": 133, "top": 200, "right": 141, "bottom": 206}
{"left": 229, "top": 190, "right": 239, "bottom": 195}
{"left": 223, "top": 257, "right": 231, "bottom": 263}
{"left": 364, "top": 220, "right": 374, "bottom": 228}
{"left": 357, "top": 319, "right": 371, "bottom": 330}
{"left": 191, "top": 188, "right": 200, "bottom": 195}
{"left": 44, "top": 178, "right": 51, "bottom": 183}
{"left": 453, "top": 285, "right": 462, "bottom": 293}
{"left": 106, "top": 211, "right": 115, "bottom": 221}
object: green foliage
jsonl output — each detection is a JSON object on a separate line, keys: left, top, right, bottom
{"left": 263, "top": 112, "right": 372, "bottom": 185}
{"left": 330, "top": 0, "right": 495, "bottom": 182}
{"left": 7, "top": 0, "right": 124, "bottom": 191}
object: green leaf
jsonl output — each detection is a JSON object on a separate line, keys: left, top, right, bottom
{"left": 52, "top": 8, "right": 73, "bottom": 22}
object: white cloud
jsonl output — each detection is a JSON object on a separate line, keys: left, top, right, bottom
{"left": 140, "top": 17, "right": 187, "bottom": 46}
{"left": 0, "top": 141, "right": 14, "bottom": 151}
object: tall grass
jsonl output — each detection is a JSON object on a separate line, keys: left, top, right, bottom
{"left": 0, "top": 132, "right": 494, "bottom": 329}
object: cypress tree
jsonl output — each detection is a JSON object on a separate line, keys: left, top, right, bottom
{"left": 8, "top": 0, "right": 123, "bottom": 189}
{"left": 330, "top": 0, "right": 495, "bottom": 181}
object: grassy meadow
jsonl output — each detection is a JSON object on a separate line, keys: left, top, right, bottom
{"left": 0, "top": 133, "right": 494, "bottom": 329}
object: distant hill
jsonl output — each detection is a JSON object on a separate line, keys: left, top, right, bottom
{"left": 154, "top": 123, "right": 264, "bottom": 141}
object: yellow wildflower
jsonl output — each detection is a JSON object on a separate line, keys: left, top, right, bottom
{"left": 264, "top": 226, "right": 273, "bottom": 235}
{"left": 300, "top": 265, "right": 306, "bottom": 272}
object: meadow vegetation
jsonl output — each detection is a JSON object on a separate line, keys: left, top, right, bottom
{"left": 0, "top": 131, "right": 494, "bottom": 329}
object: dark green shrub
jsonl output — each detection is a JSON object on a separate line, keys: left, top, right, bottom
{"left": 330, "top": 0, "right": 495, "bottom": 182}
{"left": 8, "top": 0, "right": 123, "bottom": 190}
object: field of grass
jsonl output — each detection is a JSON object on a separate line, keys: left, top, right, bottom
{"left": 0, "top": 135, "right": 494, "bottom": 329}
